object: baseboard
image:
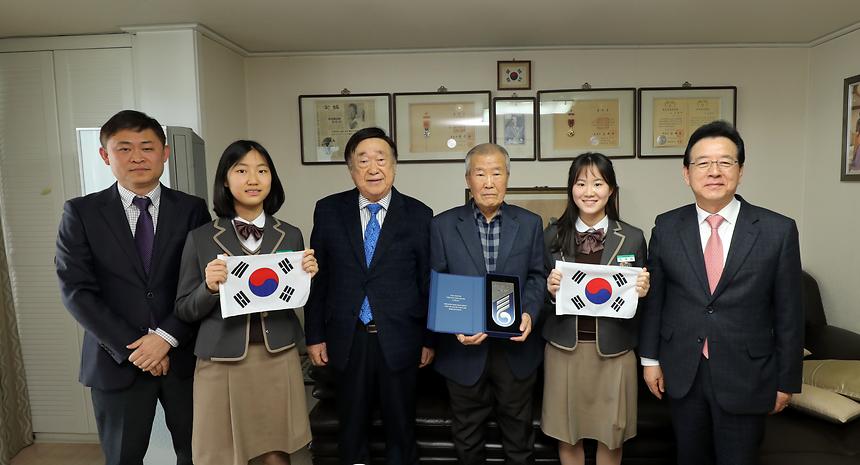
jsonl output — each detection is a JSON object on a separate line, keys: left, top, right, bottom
{"left": 34, "top": 432, "right": 99, "bottom": 443}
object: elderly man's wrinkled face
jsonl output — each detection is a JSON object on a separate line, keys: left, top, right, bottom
{"left": 349, "top": 138, "right": 396, "bottom": 202}
{"left": 467, "top": 151, "right": 508, "bottom": 219}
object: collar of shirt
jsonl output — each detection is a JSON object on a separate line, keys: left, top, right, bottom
{"left": 358, "top": 190, "right": 392, "bottom": 212}
{"left": 695, "top": 196, "right": 740, "bottom": 227}
{"left": 471, "top": 199, "right": 503, "bottom": 224}
{"left": 117, "top": 183, "right": 162, "bottom": 211}
{"left": 575, "top": 215, "right": 609, "bottom": 233}
{"left": 233, "top": 212, "right": 265, "bottom": 252}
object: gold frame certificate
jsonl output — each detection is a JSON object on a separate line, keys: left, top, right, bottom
{"left": 393, "top": 91, "right": 491, "bottom": 162}
{"left": 537, "top": 88, "right": 636, "bottom": 160}
{"left": 638, "top": 87, "right": 737, "bottom": 158}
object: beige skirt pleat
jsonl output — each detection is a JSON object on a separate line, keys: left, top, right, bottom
{"left": 192, "top": 345, "right": 311, "bottom": 465}
{"left": 540, "top": 342, "right": 637, "bottom": 449}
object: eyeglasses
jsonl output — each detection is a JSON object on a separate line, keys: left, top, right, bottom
{"left": 691, "top": 159, "right": 739, "bottom": 171}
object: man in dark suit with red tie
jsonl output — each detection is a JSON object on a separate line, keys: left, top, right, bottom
{"left": 56, "top": 110, "right": 210, "bottom": 465}
{"left": 639, "top": 120, "right": 803, "bottom": 465}
{"left": 305, "top": 127, "right": 434, "bottom": 465}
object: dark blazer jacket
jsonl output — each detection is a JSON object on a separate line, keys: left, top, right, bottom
{"left": 304, "top": 187, "right": 433, "bottom": 373}
{"left": 639, "top": 196, "right": 804, "bottom": 414}
{"left": 175, "top": 216, "right": 305, "bottom": 361}
{"left": 430, "top": 203, "right": 546, "bottom": 387}
{"left": 542, "top": 219, "right": 647, "bottom": 356}
{"left": 56, "top": 183, "right": 210, "bottom": 390}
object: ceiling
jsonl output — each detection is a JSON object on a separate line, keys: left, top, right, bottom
{"left": 3, "top": 0, "right": 860, "bottom": 53}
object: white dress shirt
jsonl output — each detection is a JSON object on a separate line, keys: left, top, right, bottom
{"left": 359, "top": 190, "right": 392, "bottom": 239}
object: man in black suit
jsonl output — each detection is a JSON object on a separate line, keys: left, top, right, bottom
{"left": 639, "top": 121, "right": 803, "bottom": 465}
{"left": 430, "top": 143, "right": 546, "bottom": 465}
{"left": 56, "top": 110, "right": 210, "bottom": 465}
{"left": 305, "top": 127, "right": 434, "bottom": 465}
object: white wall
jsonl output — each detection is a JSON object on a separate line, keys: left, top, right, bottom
{"left": 804, "top": 29, "right": 860, "bottom": 333}
{"left": 246, "top": 47, "right": 809, "bottom": 244}
{"left": 197, "top": 33, "right": 248, "bottom": 201}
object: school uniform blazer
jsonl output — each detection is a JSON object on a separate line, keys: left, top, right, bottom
{"left": 304, "top": 187, "right": 433, "bottom": 373}
{"left": 542, "top": 219, "right": 647, "bottom": 356}
{"left": 175, "top": 216, "right": 305, "bottom": 361}
{"left": 430, "top": 203, "right": 547, "bottom": 387}
{"left": 638, "top": 195, "right": 804, "bottom": 414}
{"left": 55, "top": 183, "right": 210, "bottom": 390}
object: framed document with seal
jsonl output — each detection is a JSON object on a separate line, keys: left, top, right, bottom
{"left": 492, "top": 97, "right": 536, "bottom": 160}
{"left": 537, "top": 88, "right": 636, "bottom": 160}
{"left": 638, "top": 86, "right": 737, "bottom": 158}
{"left": 298, "top": 93, "right": 391, "bottom": 165}
{"left": 841, "top": 74, "right": 860, "bottom": 181}
{"left": 393, "top": 91, "right": 491, "bottom": 162}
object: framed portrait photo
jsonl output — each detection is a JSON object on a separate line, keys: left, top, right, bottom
{"left": 638, "top": 86, "right": 737, "bottom": 158}
{"left": 492, "top": 97, "right": 536, "bottom": 161}
{"left": 841, "top": 74, "right": 860, "bottom": 181}
{"left": 466, "top": 186, "right": 567, "bottom": 228}
{"left": 393, "top": 91, "right": 491, "bottom": 163}
{"left": 298, "top": 93, "right": 391, "bottom": 164}
{"left": 537, "top": 88, "right": 636, "bottom": 160}
{"left": 497, "top": 60, "right": 531, "bottom": 90}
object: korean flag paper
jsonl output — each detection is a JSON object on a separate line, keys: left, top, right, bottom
{"left": 219, "top": 252, "right": 310, "bottom": 318}
{"left": 555, "top": 260, "right": 642, "bottom": 319}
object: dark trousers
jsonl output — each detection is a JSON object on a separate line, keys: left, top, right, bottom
{"left": 335, "top": 327, "right": 418, "bottom": 465}
{"left": 90, "top": 370, "right": 193, "bottom": 465}
{"left": 669, "top": 358, "right": 765, "bottom": 465}
{"left": 446, "top": 342, "right": 536, "bottom": 465}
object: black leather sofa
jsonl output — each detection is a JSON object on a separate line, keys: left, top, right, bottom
{"left": 308, "top": 271, "right": 860, "bottom": 464}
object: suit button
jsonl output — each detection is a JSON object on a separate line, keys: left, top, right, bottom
{"left": 262, "top": 312, "right": 269, "bottom": 317}
{"left": 145, "top": 291, "right": 154, "bottom": 299}
{"left": 706, "top": 306, "right": 714, "bottom": 314}
{"left": 697, "top": 337, "right": 704, "bottom": 343}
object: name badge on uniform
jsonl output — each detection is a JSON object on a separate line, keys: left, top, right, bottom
{"left": 616, "top": 254, "right": 635, "bottom": 265}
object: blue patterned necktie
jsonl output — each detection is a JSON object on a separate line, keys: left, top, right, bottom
{"left": 359, "top": 203, "right": 382, "bottom": 324}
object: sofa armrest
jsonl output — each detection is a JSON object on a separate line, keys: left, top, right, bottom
{"left": 805, "top": 324, "right": 860, "bottom": 360}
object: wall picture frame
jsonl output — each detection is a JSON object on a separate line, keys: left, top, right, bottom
{"left": 393, "top": 91, "right": 491, "bottom": 163}
{"left": 492, "top": 97, "right": 536, "bottom": 161}
{"left": 638, "top": 86, "right": 737, "bottom": 158}
{"left": 465, "top": 186, "right": 567, "bottom": 228}
{"left": 841, "top": 74, "right": 860, "bottom": 181}
{"left": 497, "top": 60, "right": 532, "bottom": 90}
{"left": 537, "top": 88, "right": 636, "bottom": 160}
{"left": 298, "top": 93, "right": 391, "bottom": 164}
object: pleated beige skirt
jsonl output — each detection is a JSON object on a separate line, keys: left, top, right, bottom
{"left": 192, "top": 345, "right": 311, "bottom": 465}
{"left": 540, "top": 342, "right": 637, "bottom": 449}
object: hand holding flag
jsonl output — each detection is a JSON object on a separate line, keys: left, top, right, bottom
{"left": 554, "top": 261, "right": 644, "bottom": 319}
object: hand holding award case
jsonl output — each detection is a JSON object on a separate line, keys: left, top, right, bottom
{"left": 427, "top": 270, "right": 522, "bottom": 338}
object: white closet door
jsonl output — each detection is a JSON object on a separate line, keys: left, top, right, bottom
{"left": 0, "top": 51, "right": 85, "bottom": 433}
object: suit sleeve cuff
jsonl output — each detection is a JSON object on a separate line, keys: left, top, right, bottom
{"left": 640, "top": 357, "right": 660, "bottom": 367}
{"left": 150, "top": 328, "right": 179, "bottom": 348}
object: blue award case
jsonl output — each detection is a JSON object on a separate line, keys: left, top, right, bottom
{"left": 427, "top": 270, "right": 522, "bottom": 338}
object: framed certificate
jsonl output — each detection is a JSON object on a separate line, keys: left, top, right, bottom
{"left": 298, "top": 93, "right": 391, "bottom": 165}
{"left": 537, "top": 88, "right": 636, "bottom": 160}
{"left": 492, "top": 97, "right": 536, "bottom": 161}
{"left": 393, "top": 91, "right": 491, "bottom": 163}
{"left": 841, "top": 74, "right": 860, "bottom": 181}
{"left": 638, "top": 86, "right": 737, "bottom": 158}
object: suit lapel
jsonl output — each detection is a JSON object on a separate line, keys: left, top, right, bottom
{"left": 212, "top": 217, "right": 244, "bottom": 256}
{"left": 600, "top": 220, "right": 625, "bottom": 265}
{"left": 99, "top": 184, "right": 146, "bottom": 280}
{"left": 368, "top": 189, "right": 402, "bottom": 269}
{"left": 342, "top": 189, "right": 368, "bottom": 271}
{"left": 711, "top": 201, "right": 759, "bottom": 300}
{"left": 259, "top": 216, "right": 287, "bottom": 254}
{"left": 456, "top": 205, "right": 488, "bottom": 273}
{"left": 677, "top": 206, "right": 712, "bottom": 296}
{"left": 494, "top": 203, "right": 519, "bottom": 273}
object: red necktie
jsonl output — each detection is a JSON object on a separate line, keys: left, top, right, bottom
{"left": 702, "top": 214, "right": 725, "bottom": 359}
